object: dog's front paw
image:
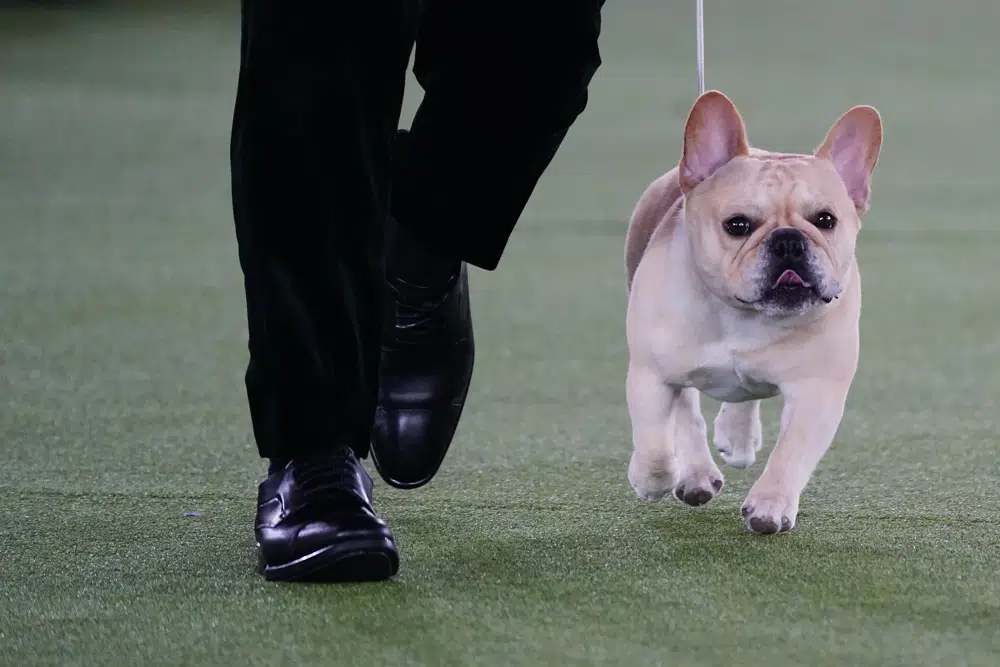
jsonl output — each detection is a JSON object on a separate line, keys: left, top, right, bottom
{"left": 628, "top": 451, "right": 675, "bottom": 502}
{"left": 713, "top": 402, "right": 762, "bottom": 469}
{"left": 741, "top": 484, "right": 799, "bottom": 534}
{"left": 672, "top": 464, "right": 724, "bottom": 507}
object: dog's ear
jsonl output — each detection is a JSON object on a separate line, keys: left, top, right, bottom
{"left": 815, "top": 106, "right": 882, "bottom": 214}
{"left": 679, "top": 90, "right": 750, "bottom": 194}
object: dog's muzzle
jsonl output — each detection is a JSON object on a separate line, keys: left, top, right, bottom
{"left": 752, "top": 227, "right": 832, "bottom": 310}
{"left": 768, "top": 227, "right": 808, "bottom": 268}
{"left": 764, "top": 228, "right": 818, "bottom": 288}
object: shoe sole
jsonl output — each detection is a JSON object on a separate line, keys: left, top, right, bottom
{"left": 259, "top": 536, "right": 399, "bottom": 583}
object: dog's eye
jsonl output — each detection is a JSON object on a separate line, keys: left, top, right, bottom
{"left": 722, "top": 215, "right": 753, "bottom": 237}
{"left": 811, "top": 210, "right": 837, "bottom": 230}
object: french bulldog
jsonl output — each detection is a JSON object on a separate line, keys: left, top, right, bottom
{"left": 623, "top": 90, "right": 882, "bottom": 534}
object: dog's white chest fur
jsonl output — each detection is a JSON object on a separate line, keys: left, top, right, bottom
{"left": 686, "top": 354, "right": 779, "bottom": 403}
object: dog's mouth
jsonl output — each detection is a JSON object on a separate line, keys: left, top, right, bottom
{"left": 735, "top": 269, "right": 834, "bottom": 309}
{"left": 773, "top": 269, "right": 810, "bottom": 288}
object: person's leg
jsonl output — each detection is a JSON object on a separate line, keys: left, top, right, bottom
{"left": 231, "top": 0, "right": 416, "bottom": 581}
{"left": 372, "top": 1, "right": 607, "bottom": 488}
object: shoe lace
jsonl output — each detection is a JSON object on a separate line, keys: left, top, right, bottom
{"left": 388, "top": 278, "right": 454, "bottom": 337}
{"left": 286, "top": 452, "right": 369, "bottom": 516}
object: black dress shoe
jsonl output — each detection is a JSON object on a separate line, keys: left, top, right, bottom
{"left": 371, "top": 264, "right": 475, "bottom": 489}
{"left": 255, "top": 448, "right": 399, "bottom": 582}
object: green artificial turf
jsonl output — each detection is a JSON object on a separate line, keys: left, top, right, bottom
{"left": 2, "top": 1, "right": 999, "bottom": 665}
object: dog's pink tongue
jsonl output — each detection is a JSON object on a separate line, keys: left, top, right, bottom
{"left": 775, "top": 270, "right": 809, "bottom": 287}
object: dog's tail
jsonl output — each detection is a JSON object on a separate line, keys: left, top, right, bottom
{"left": 625, "top": 169, "right": 683, "bottom": 292}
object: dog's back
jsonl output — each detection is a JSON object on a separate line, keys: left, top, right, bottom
{"left": 624, "top": 168, "right": 684, "bottom": 292}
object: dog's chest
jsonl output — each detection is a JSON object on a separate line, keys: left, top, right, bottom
{"left": 684, "top": 353, "right": 779, "bottom": 403}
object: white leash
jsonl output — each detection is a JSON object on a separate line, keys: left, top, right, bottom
{"left": 696, "top": 0, "right": 705, "bottom": 95}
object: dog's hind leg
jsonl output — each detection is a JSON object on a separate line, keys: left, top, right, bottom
{"left": 670, "top": 388, "right": 725, "bottom": 506}
{"left": 713, "top": 400, "right": 763, "bottom": 468}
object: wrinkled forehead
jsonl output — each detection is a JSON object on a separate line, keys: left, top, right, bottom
{"left": 697, "top": 154, "right": 850, "bottom": 218}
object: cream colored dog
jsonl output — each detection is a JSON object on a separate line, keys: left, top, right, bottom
{"left": 624, "top": 90, "right": 882, "bottom": 534}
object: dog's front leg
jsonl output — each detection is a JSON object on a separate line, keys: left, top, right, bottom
{"left": 671, "top": 388, "right": 725, "bottom": 506}
{"left": 626, "top": 362, "right": 679, "bottom": 501}
{"left": 741, "top": 380, "right": 850, "bottom": 534}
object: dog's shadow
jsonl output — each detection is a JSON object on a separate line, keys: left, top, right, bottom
{"left": 382, "top": 501, "right": 881, "bottom": 592}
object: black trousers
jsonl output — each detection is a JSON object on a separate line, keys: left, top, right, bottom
{"left": 230, "top": 1, "right": 605, "bottom": 461}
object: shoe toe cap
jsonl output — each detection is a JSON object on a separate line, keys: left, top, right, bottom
{"left": 371, "top": 405, "right": 460, "bottom": 489}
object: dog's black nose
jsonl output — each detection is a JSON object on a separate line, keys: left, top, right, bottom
{"left": 768, "top": 228, "right": 808, "bottom": 260}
